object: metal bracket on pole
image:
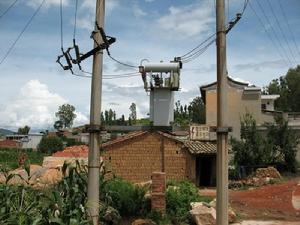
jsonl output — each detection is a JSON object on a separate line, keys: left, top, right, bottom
{"left": 213, "top": 127, "right": 233, "bottom": 134}
{"left": 85, "top": 124, "right": 105, "bottom": 133}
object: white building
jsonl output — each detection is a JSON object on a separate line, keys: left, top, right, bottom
{"left": 5, "top": 134, "right": 43, "bottom": 150}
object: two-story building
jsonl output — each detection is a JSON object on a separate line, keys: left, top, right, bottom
{"left": 200, "top": 77, "right": 281, "bottom": 139}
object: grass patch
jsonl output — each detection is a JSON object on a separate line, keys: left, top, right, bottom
{"left": 0, "top": 148, "right": 48, "bottom": 170}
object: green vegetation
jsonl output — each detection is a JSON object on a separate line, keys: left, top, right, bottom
{"left": 17, "top": 125, "right": 30, "bottom": 135}
{"left": 0, "top": 148, "right": 47, "bottom": 170}
{"left": 0, "top": 160, "right": 207, "bottom": 225}
{"left": 264, "top": 65, "right": 300, "bottom": 112}
{"left": 166, "top": 180, "right": 212, "bottom": 224}
{"left": 54, "top": 103, "right": 77, "bottom": 129}
{"left": 174, "top": 96, "right": 205, "bottom": 126}
{"left": 38, "top": 136, "right": 64, "bottom": 154}
{"left": 231, "top": 113, "right": 299, "bottom": 173}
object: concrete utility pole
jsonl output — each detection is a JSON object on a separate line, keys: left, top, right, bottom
{"left": 216, "top": 0, "right": 229, "bottom": 224}
{"left": 87, "top": 0, "right": 105, "bottom": 224}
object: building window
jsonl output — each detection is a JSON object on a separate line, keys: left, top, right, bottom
{"left": 261, "top": 104, "right": 266, "bottom": 110}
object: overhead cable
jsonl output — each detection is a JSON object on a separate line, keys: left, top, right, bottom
{"left": 249, "top": 1, "right": 289, "bottom": 67}
{"left": 254, "top": 0, "right": 292, "bottom": 66}
{"left": 60, "top": 0, "right": 64, "bottom": 50}
{"left": 73, "top": 0, "right": 78, "bottom": 39}
{"left": 0, "top": 0, "right": 19, "bottom": 19}
{"left": 0, "top": 0, "right": 46, "bottom": 65}
{"left": 266, "top": 0, "right": 296, "bottom": 62}
{"left": 277, "top": 0, "right": 300, "bottom": 56}
{"left": 107, "top": 54, "right": 139, "bottom": 68}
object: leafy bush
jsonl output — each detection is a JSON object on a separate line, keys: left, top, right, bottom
{"left": 38, "top": 136, "right": 64, "bottom": 154}
{"left": 231, "top": 113, "right": 299, "bottom": 173}
{"left": 166, "top": 180, "right": 211, "bottom": 224}
{"left": 102, "top": 177, "right": 149, "bottom": 217}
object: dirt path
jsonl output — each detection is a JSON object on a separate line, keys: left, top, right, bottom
{"left": 229, "top": 179, "right": 300, "bottom": 221}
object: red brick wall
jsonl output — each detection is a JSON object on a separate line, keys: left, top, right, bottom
{"left": 0, "top": 140, "right": 21, "bottom": 148}
{"left": 102, "top": 132, "right": 196, "bottom": 183}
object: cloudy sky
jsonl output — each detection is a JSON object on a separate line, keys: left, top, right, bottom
{"left": 0, "top": 0, "right": 299, "bottom": 131}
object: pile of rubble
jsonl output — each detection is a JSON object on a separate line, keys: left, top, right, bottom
{"left": 190, "top": 199, "right": 237, "bottom": 224}
{"left": 230, "top": 167, "right": 281, "bottom": 189}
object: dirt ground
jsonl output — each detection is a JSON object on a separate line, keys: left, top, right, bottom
{"left": 201, "top": 177, "right": 300, "bottom": 222}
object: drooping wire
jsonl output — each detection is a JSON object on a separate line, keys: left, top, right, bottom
{"left": 0, "top": 0, "right": 46, "bottom": 65}
{"left": 277, "top": 0, "right": 300, "bottom": 56}
{"left": 81, "top": 69, "right": 140, "bottom": 76}
{"left": 73, "top": 0, "right": 78, "bottom": 39}
{"left": 0, "top": 0, "right": 19, "bottom": 19}
{"left": 107, "top": 54, "right": 139, "bottom": 68}
{"left": 59, "top": 0, "right": 64, "bottom": 50}
{"left": 179, "top": 0, "right": 249, "bottom": 64}
{"left": 254, "top": 0, "right": 292, "bottom": 66}
{"left": 266, "top": 0, "right": 296, "bottom": 62}
{"left": 180, "top": 33, "right": 216, "bottom": 59}
{"left": 181, "top": 39, "right": 215, "bottom": 64}
{"left": 249, "top": 1, "right": 289, "bottom": 67}
{"left": 71, "top": 72, "right": 140, "bottom": 79}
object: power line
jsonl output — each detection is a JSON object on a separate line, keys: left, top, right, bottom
{"left": 266, "top": 0, "right": 296, "bottom": 62}
{"left": 0, "top": 0, "right": 46, "bottom": 65}
{"left": 71, "top": 72, "right": 140, "bottom": 79}
{"left": 253, "top": 0, "right": 293, "bottom": 66}
{"left": 180, "top": 33, "right": 216, "bottom": 59}
{"left": 277, "top": 0, "right": 300, "bottom": 57}
{"left": 179, "top": 0, "right": 248, "bottom": 64}
{"left": 107, "top": 54, "right": 138, "bottom": 68}
{"left": 249, "top": 1, "right": 289, "bottom": 67}
{"left": 73, "top": 0, "right": 78, "bottom": 39}
{"left": 60, "top": 0, "right": 64, "bottom": 50}
{"left": 0, "top": 0, "right": 19, "bottom": 19}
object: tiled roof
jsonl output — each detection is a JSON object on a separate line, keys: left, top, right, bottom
{"left": 183, "top": 141, "right": 217, "bottom": 155}
{"left": 102, "top": 131, "right": 148, "bottom": 148}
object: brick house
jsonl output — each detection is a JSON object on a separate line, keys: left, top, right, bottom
{"left": 101, "top": 131, "right": 217, "bottom": 186}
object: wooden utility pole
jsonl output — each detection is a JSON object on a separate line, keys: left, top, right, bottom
{"left": 216, "top": 0, "right": 229, "bottom": 224}
{"left": 87, "top": 0, "right": 105, "bottom": 224}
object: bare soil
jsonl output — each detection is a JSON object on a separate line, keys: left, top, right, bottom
{"left": 229, "top": 178, "right": 300, "bottom": 221}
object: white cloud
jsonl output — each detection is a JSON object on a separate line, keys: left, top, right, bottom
{"left": 81, "top": 0, "right": 119, "bottom": 14}
{"left": 74, "top": 111, "right": 89, "bottom": 126}
{"left": 27, "top": 0, "right": 69, "bottom": 8}
{"left": 0, "top": 80, "right": 88, "bottom": 129}
{"left": 133, "top": 3, "right": 147, "bottom": 17}
{"left": 156, "top": 2, "right": 214, "bottom": 38}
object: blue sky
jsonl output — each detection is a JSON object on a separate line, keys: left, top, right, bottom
{"left": 0, "top": 0, "right": 299, "bottom": 131}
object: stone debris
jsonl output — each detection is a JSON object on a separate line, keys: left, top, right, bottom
{"left": 190, "top": 202, "right": 216, "bottom": 225}
{"left": 208, "top": 199, "right": 237, "bottom": 223}
{"left": 230, "top": 167, "right": 281, "bottom": 189}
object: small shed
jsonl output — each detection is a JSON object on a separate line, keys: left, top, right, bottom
{"left": 102, "top": 131, "right": 217, "bottom": 186}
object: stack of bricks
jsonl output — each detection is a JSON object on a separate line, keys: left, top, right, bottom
{"left": 151, "top": 172, "right": 166, "bottom": 213}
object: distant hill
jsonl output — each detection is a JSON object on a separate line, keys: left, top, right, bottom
{"left": 0, "top": 128, "right": 15, "bottom": 136}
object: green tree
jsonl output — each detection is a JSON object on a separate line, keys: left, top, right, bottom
{"left": 38, "top": 136, "right": 64, "bottom": 154}
{"left": 54, "top": 120, "right": 63, "bottom": 131}
{"left": 129, "top": 103, "right": 137, "bottom": 124}
{"left": 264, "top": 65, "right": 300, "bottom": 111}
{"left": 55, "top": 104, "right": 77, "bottom": 128}
{"left": 266, "top": 115, "right": 299, "bottom": 172}
{"left": 231, "top": 113, "right": 275, "bottom": 167}
{"left": 17, "top": 125, "right": 30, "bottom": 134}
{"left": 188, "top": 96, "right": 205, "bottom": 124}
{"left": 174, "top": 97, "right": 205, "bottom": 126}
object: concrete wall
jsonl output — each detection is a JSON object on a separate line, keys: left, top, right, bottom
{"left": 102, "top": 132, "right": 195, "bottom": 183}
{"left": 205, "top": 86, "right": 261, "bottom": 139}
{"left": 22, "top": 135, "right": 43, "bottom": 149}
